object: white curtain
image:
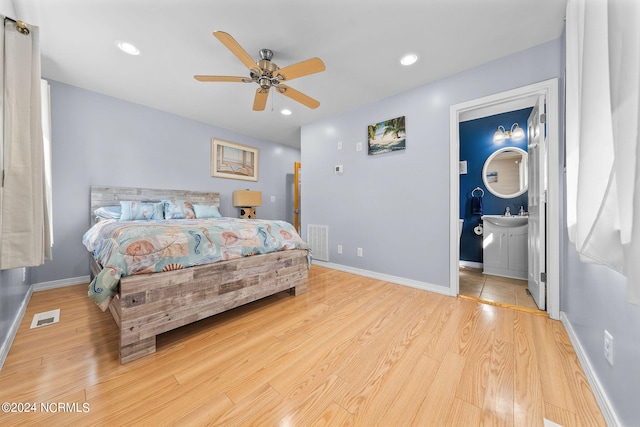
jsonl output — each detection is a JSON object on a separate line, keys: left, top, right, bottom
{"left": 565, "top": 0, "right": 640, "bottom": 305}
{"left": 0, "top": 17, "right": 51, "bottom": 269}
{"left": 41, "top": 79, "right": 53, "bottom": 249}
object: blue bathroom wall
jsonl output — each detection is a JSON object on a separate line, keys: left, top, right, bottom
{"left": 459, "top": 108, "right": 532, "bottom": 263}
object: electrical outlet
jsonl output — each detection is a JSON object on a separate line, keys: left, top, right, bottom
{"left": 604, "top": 330, "right": 614, "bottom": 366}
{"left": 357, "top": 247, "right": 363, "bottom": 257}
{"left": 337, "top": 245, "right": 343, "bottom": 254}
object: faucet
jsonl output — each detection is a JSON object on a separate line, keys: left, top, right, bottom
{"left": 504, "top": 207, "right": 511, "bottom": 217}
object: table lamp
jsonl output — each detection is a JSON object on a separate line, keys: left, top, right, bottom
{"left": 232, "top": 190, "right": 262, "bottom": 219}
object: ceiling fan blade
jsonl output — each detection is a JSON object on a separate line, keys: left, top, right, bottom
{"left": 277, "top": 84, "right": 320, "bottom": 109}
{"left": 213, "top": 31, "right": 257, "bottom": 70}
{"left": 277, "top": 57, "right": 325, "bottom": 81}
{"left": 194, "top": 75, "right": 248, "bottom": 82}
{"left": 253, "top": 89, "right": 269, "bottom": 111}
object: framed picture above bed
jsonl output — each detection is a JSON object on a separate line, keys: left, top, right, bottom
{"left": 211, "top": 138, "right": 259, "bottom": 181}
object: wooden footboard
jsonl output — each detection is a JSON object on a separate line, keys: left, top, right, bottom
{"left": 109, "top": 249, "right": 308, "bottom": 364}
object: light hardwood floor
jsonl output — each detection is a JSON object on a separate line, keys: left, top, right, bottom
{"left": 0, "top": 266, "right": 605, "bottom": 426}
{"left": 459, "top": 266, "right": 542, "bottom": 312}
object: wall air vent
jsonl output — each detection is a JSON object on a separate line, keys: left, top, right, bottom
{"left": 307, "top": 224, "right": 329, "bottom": 261}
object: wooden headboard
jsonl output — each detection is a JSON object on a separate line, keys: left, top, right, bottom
{"left": 90, "top": 186, "right": 221, "bottom": 224}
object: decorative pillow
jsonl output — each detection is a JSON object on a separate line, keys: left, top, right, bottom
{"left": 163, "top": 199, "right": 196, "bottom": 219}
{"left": 193, "top": 204, "right": 222, "bottom": 219}
{"left": 120, "top": 201, "right": 164, "bottom": 220}
{"left": 94, "top": 205, "right": 122, "bottom": 220}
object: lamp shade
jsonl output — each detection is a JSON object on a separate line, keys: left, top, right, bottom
{"left": 510, "top": 123, "right": 525, "bottom": 140}
{"left": 233, "top": 190, "right": 262, "bottom": 207}
{"left": 493, "top": 126, "right": 506, "bottom": 143}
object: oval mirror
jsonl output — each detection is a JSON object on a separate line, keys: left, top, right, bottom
{"left": 482, "top": 147, "right": 528, "bottom": 198}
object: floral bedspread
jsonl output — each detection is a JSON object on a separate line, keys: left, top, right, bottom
{"left": 83, "top": 218, "right": 310, "bottom": 311}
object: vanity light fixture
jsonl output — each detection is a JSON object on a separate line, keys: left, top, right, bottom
{"left": 115, "top": 40, "right": 141, "bottom": 56}
{"left": 493, "top": 123, "right": 525, "bottom": 143}
{"left": 400, "top": 53, "right": 418, "bottom": 66}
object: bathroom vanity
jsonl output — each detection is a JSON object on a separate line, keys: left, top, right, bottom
{"left": 481, "top": 215, "right": 528, "bottom": 280}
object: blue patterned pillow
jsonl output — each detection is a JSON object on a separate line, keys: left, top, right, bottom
{"left": 94, "top": 205, "right": 122, "bottom": 220}
{"left": 163, "top": 200, "right": 196, "bottom": 219}
{"left": 120, "top": 201, "right": 164, "bottom": 220}
{"left": 193, "top": 204, "right": 222, "bottom": 219}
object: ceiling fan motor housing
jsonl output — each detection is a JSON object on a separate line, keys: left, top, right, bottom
{"left": 258, "top": 59, "right": 279, "bottom": 75}
{"left": 254, "top": 49, "right": 281, "bottom": 90}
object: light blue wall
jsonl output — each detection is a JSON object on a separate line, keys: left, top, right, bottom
{"left": 459, "top": 108, "right": 531, "bottom": 263}
{"left": 30, "top": 80, "right": 300, "bottom": 285}
{"left": 0, "top": 268, "right": 30, "bottom": 370}
{"left": 301, "top": 39, "right": 561, "bottom": 289}
{"left": 563, "top": 247, "right": 640, "bottom": 425}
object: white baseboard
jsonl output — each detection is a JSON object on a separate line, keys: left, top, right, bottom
{"left": 33, "top": 275, "right": 90, "bottom": 292}
{"left": 312, "top": 260, "right": 454, "bottom": 297}
{"left": 0, "top": 286, "right": 33, "bottom": 371}
{"left": 560, "top": 311, "right": 620, "bottom": 427}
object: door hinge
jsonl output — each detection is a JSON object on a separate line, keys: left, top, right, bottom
{"left": 540, "top": 113, "right": 547, "bottom": 124}
{"left": 541, "top": 272, "right": 547, "bottom": 283}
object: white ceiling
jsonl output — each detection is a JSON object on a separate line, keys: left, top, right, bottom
{"left": 13, "top": 0, "right": 567, "bottom": 148}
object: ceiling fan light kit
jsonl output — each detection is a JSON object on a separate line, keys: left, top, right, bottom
{"left": 194, "top": 31, "right": 325, "bottom": 111}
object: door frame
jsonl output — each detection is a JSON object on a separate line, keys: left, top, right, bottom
{"left": 449, "top": 79, "right": 560, "bottom": 319}
{"left": 294, "top": 161, "right": 301, "bottom": 233}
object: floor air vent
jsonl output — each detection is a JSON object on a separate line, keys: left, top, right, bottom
{"left": 30, "top": 309, "right": 60, "bottom": 329}
{"left": 307, "top": 224, "right": 329, "bottom": 261}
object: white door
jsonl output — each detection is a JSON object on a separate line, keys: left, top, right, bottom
{"left": 527, "top": 96, "right": 547, "bottom": 310}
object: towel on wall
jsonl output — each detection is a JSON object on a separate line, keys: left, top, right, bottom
{"left": 472, "top": 196, "right": 483, "bottom": 215}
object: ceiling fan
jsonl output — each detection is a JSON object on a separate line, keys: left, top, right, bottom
{"left": 194, "top": 31, "right": 326, "bottom": 111}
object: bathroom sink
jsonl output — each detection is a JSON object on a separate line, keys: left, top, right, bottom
{"left": 481, "top": 215, "right": 528, "bottom": 227}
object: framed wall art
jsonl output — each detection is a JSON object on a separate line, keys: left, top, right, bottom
{"left": 367, "top": 115, "right": 406, "bottom": 155}
{"left": 211, "top": 138, "right": 258, "bottom": 181}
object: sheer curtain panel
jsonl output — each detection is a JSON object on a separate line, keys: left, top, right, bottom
{"left": 565, "top": 0, "right": 640, "bottom": 305}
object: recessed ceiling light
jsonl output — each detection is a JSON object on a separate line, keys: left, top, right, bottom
{"left": 281, "top": 109, "right": 292, "bottom": 116}
{"left": 400, "top": 53, "right": 418, "bottom": 66}
{"left": 116, "top": 40, "right": 140, "bottom": 56}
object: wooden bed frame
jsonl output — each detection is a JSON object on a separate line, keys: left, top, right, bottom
{"left": 89, "top": 186, "right": 309, "bottom": 364}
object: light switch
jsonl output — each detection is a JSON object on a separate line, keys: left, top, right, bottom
{"left": 270, "top": 195, "right": 276, "bottom": 203}
{"left": 459, "top": 160, "right": 468, "bottom": 174}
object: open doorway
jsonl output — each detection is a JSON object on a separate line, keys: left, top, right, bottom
{"left": 449, "top": 79, "right": 560, "bottom": 320}
{"left": 457, "top": 107, "right": 540, "bottom": 312}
